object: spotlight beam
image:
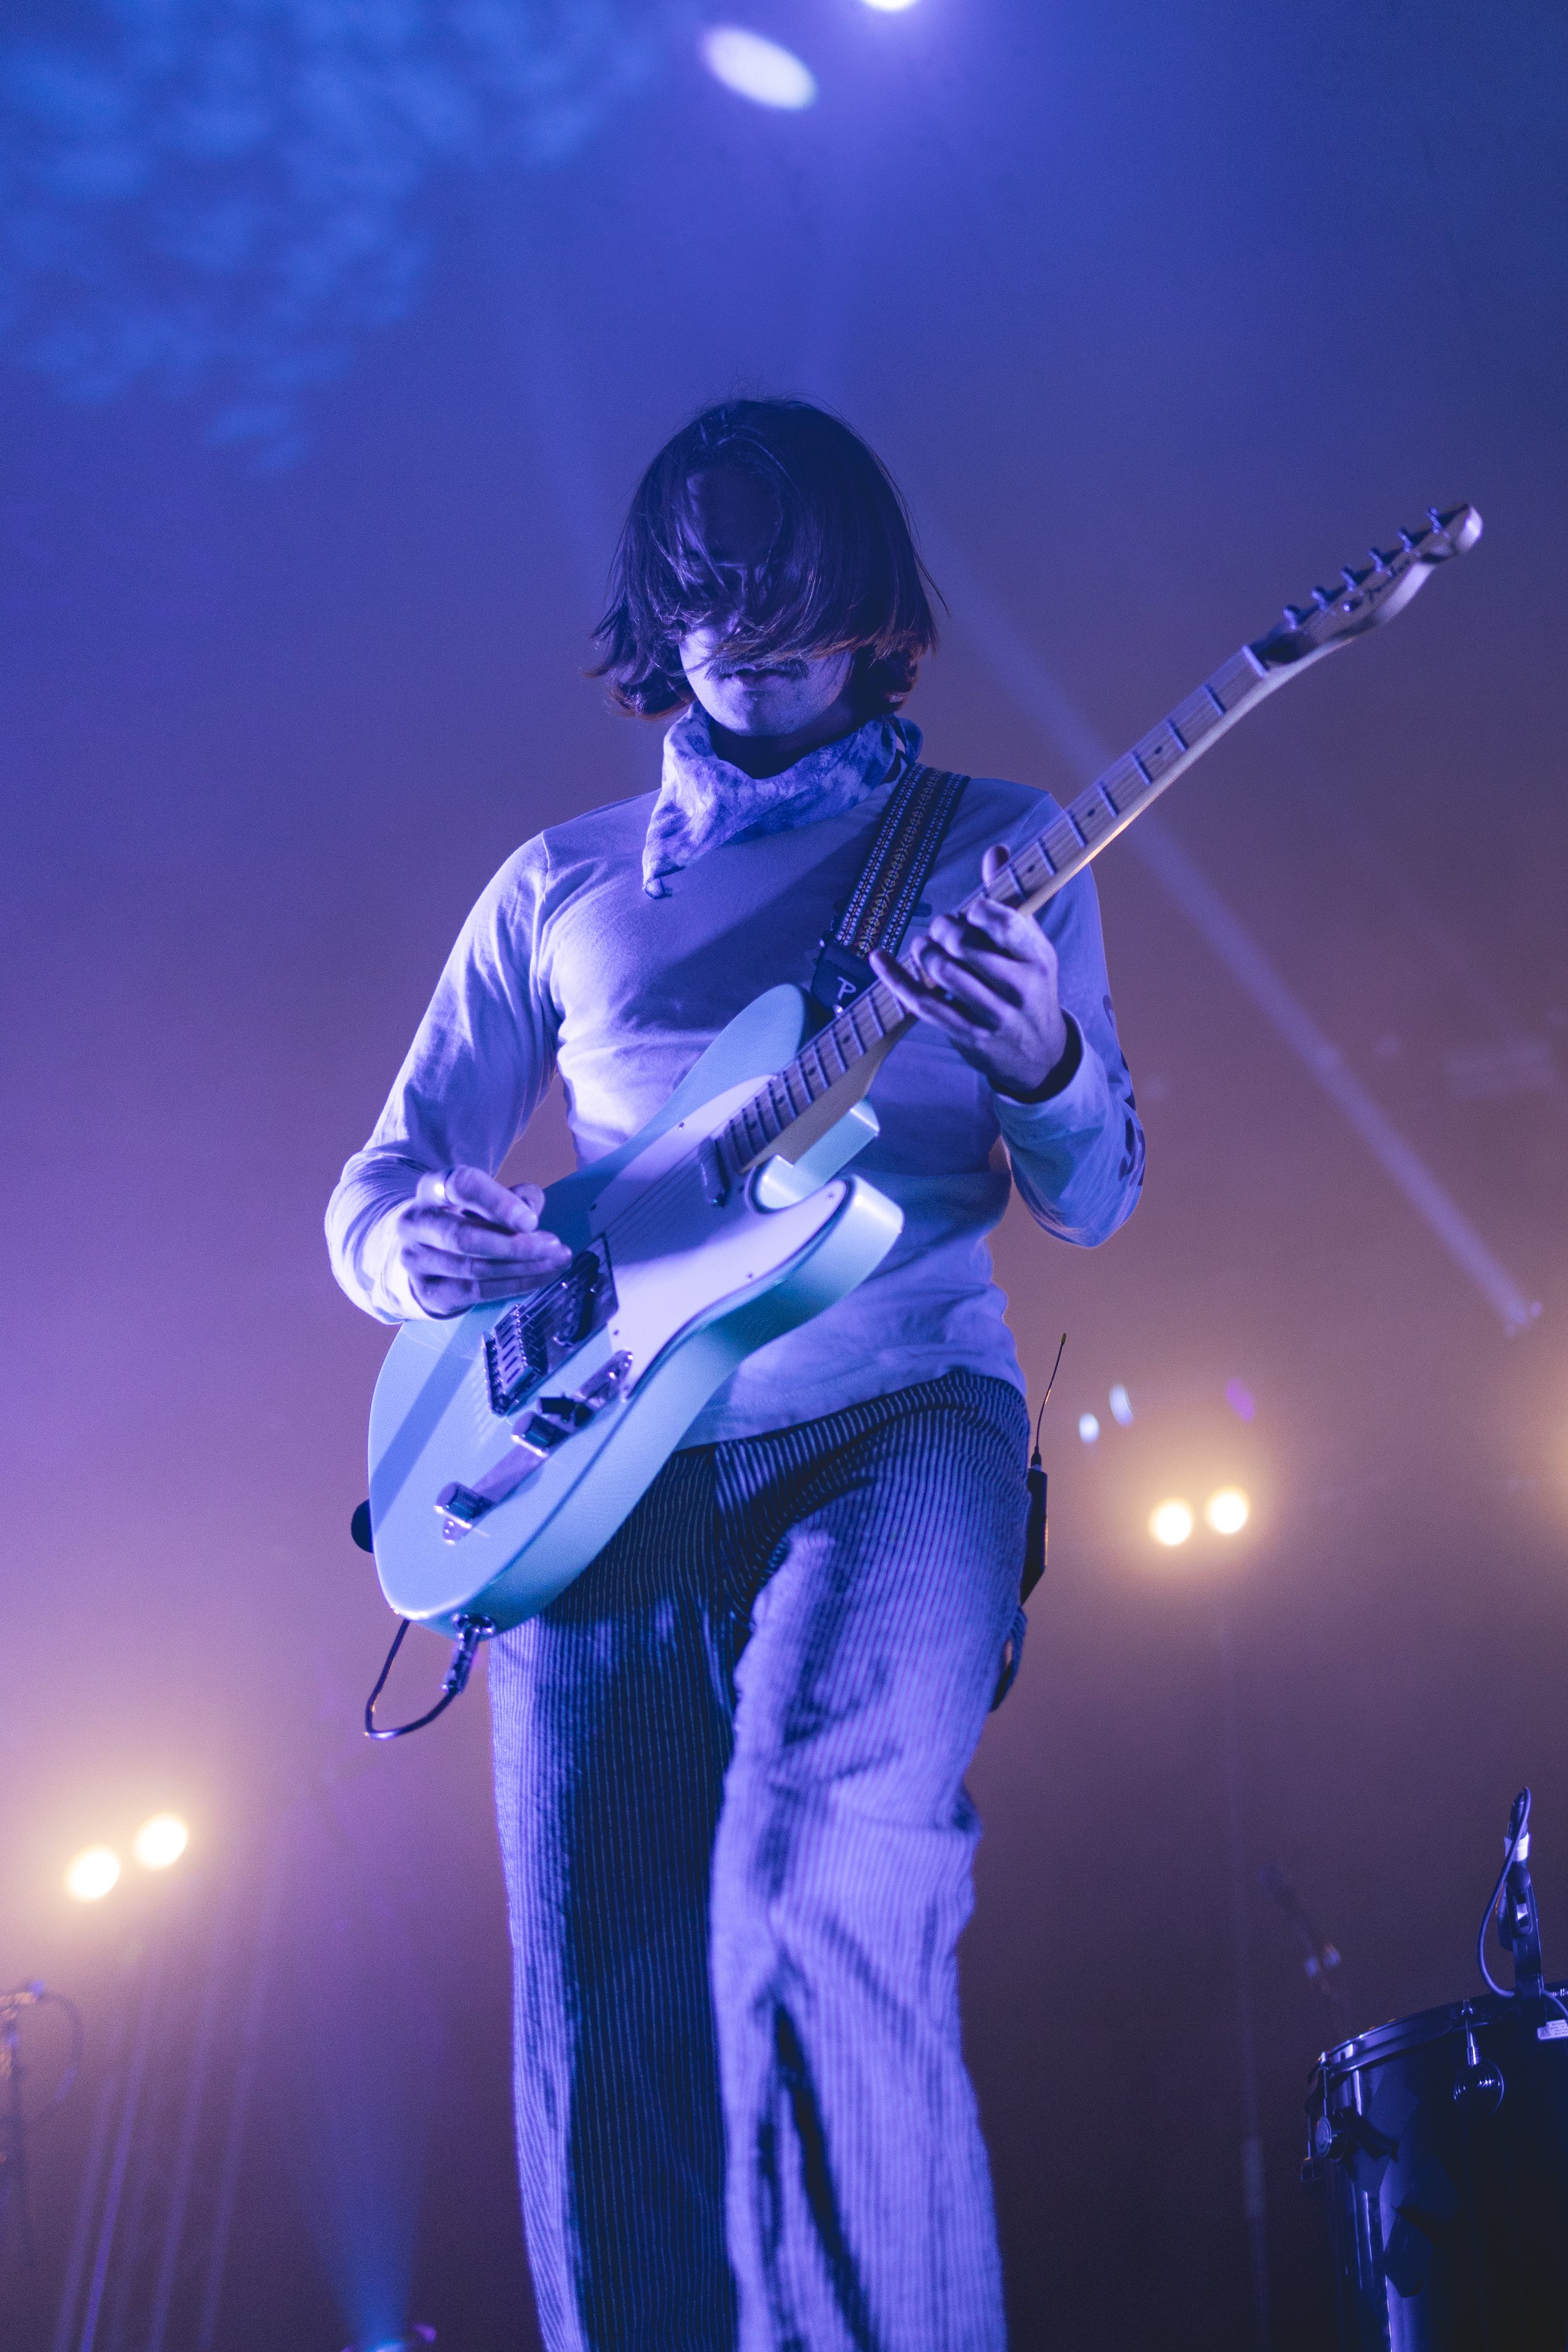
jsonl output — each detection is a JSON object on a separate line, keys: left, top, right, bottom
{"left": 924, "top": 524, "right": 1542, "bottom": 1338}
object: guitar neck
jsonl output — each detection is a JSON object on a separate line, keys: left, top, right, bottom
{"left": 704, "top": 498, "right": 1481, "bottom": 1194}
{"left": 702, "top": 638, "right": 1289, "bottom": 1195}
{"left": 963, "top": 640, "right": 1286, "bottom": 923}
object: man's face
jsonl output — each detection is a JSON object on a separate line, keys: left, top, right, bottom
{"left": 677, "top": 467, "right": 853, "bottom": 738}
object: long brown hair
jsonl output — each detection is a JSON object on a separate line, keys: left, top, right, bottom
{"left": 591, "top": 398, "right": 940, "bottom": 718}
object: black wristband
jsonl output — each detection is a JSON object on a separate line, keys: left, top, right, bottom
{"left": 995, "top": 1014, "right": 1083, "bottom": 1106}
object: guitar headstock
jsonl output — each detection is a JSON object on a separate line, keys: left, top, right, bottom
{"left": 1251, "top": 504, "right": 1482, "bottom": 669}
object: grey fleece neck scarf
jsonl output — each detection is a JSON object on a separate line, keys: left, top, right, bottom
{"left": 642, "top": 703, "right": 922, "bottom": 898}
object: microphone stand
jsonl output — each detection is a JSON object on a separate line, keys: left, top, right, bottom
{"left": 1256, "top": 1863, "right": 1349, "bottom": 2044}
{"left": 0, "top": 1981, "right": 84, "bottom": 2274}
{"left": 1216, "top": 1618, "right": 1269, "bottom": 2352}
{"left": 0, "top": 1988, "right": 34, "bottom": 2270}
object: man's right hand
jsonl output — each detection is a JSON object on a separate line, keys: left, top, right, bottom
{"left": 393, "top": 1166, "right": 573, "bottom": 1318}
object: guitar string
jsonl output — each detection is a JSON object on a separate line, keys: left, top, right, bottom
{"left": 585, "top": 654, "right": 1268, "bottom": 1261}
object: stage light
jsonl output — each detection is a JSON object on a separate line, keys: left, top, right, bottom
{"left": 1108, "top": 1384, "right": 1134, "bottom": 1426}
{"left": 699, "top": 28, "right": 817, "bottom": 109}
{"left": 65, "top": 1846, "right": 120, "bottom": 1902}
{"left": 1205, "top": 1487, "right": 1250, "bottom": 1535}
{"left": 862, "top": 0, "right": 921, "bottom": 10}
{"left": 1078, "top": 1412, "right": 1100, "bottom": 1444}
{"left": 133, "top": 1813, "right": 189, "bottom": 1870}
{"left": 1149, "top": 1498, "right": 1194, "bottom": 1547}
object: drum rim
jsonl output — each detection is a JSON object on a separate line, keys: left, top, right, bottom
{"left": 1317, "top": 1981, "right": 1568, "bottom": 2078}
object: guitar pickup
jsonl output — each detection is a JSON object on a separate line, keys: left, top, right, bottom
{"left": 484, "top": 1239, "right": 617, "bottom": 1418}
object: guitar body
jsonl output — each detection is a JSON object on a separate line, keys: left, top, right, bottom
{"left": 366, "top": 986, "right": 904, "bottom": 1635}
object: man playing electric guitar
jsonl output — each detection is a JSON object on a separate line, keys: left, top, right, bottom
{"left": 327, "top": 400, "right": 1143, "bottom": 2352}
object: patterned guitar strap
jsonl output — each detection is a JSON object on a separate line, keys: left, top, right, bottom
{"left": 807, "top": 759, "right": 1044, "bottom": 1706}
{"left": 810, "top": 760, "right": 970, "bottom": 1014}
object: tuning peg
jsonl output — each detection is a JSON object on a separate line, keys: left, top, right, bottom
{"left": 1369, "top": 546, "right": 1396, "bottom": 571}
{"left": 1282, "top": 603, "right": 1311, "bottom": 627}
{"left": 1311, "top": 586, "right": 1335, "bottom": 610}
{"left": 1399, "top": 527, "right": 1421, "bottom": 552}
{"left": 1340, "top": 564, "right": 1369, "bottom": 590}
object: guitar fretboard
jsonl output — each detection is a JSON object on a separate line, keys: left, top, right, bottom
{"left": 702, "top": 640, "right": 1273, "bottom": 1197}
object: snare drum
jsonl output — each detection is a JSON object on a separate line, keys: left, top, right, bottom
{"left": 1305, "top": 1987, "right": 1568, "bottom": 2349}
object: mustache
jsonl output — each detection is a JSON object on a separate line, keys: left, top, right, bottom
{"left": 708, "top": 654, "right": 810, "bottom": 681}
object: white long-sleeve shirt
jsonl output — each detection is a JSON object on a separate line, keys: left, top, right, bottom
{"left": 326, "top": 731, "right": 1144, "bottom": 1443}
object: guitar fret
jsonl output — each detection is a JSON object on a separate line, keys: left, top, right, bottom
{"left": 1043, "top": 817, "right": 1081, "bottom": 869}
{"left": 1212, "top": 647, "right": 1266, "bottom": 704}
{"left": 1069, "top": 791, "right": 1116, "bottom": 845}
{"left": 1101, "top": 758, "right": 1140, "bottom": 816}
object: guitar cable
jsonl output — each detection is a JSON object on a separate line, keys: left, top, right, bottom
{"left": 363, "top": 1611, "right": 495, "bottom": 1740}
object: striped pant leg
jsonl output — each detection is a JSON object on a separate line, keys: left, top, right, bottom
{"left": 488, "top": 1444, "right": 743, "bottom": 2352}
{"left": 709, "top": 1374, "right": 1029, "bottom": 2352}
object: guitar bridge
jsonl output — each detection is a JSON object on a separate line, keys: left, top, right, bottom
{"left": 437, "top": 1352, "right": 633, "bottom": 1542}
{"left": 484, "top": 1239, "right": 617, "bottom": 1417}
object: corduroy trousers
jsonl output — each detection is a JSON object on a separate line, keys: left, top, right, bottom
{"left": 489, "top": 1369, "right": 1029, "bottom": 2352}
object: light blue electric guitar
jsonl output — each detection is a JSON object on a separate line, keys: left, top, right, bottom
{"left": 364, "top": 507, "right": 1480, "bottom": 1641}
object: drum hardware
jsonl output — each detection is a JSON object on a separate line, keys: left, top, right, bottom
{"left": 1305, "top": 1788, "right": 1568, "bottom": 2348}
{"left": 1450, "top": 2021, "right": 1504, "bottom": 2120}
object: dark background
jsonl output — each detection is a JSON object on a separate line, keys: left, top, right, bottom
{"left": 2, "top": 2, "right": 1564, "bottom": 2345}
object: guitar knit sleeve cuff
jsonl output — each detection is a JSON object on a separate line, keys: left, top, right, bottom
{"left": 992, "top": 1015, "right": 1145, "bottom": 1248}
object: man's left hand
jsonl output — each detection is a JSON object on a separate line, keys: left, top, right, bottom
{"left": 871, "top": 845, "right": 1073, "bottom": 1101}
